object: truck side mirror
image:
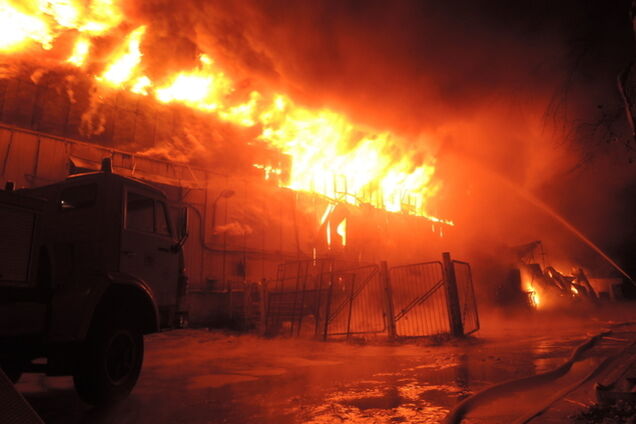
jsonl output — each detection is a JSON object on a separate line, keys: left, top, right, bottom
{"left": 176, "top": 207, "right": 189, "bottom": 248}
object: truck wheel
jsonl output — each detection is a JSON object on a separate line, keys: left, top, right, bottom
{"left": 73, "top": 317, "right": 144, "bottom": 405}
{"left": 1, "top": 360, "right": 24, "bottom": 384}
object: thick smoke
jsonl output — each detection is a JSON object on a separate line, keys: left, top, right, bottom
{"left": 120, "top": 0, "right": 635, "bottom": 275}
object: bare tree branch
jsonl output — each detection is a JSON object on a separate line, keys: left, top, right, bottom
{"left": 617, "top": 62, "right": 635, "bottom": 145}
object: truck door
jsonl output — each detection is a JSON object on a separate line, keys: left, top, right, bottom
{"left": 120, "top": 189, "right": 179, "bottom": 323}
{"left": 0, "top": 198, "right": 47, "bottom": 336}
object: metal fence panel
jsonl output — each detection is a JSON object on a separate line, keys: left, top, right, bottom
{"left": 390, "top": 262, "right": 450, "bottom": 337}
{"left": 265, "top": 259, "right": 334, "bottom": 337}
{"left": 452, "top": 260, "right": 480, "bottom": 335}
{"left": 325, "top": 265, "right": 386, "bottom": 337}
{"left": 265, "top": 260, "right": 387, "bottom": 338}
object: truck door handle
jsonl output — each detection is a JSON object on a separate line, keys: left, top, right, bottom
{"left": 122, "top": 250, "right": 136, "bottom": 257}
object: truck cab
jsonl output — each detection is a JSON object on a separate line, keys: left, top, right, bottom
{"left": 0, "top": 160, "right": 188, "bottom": 404}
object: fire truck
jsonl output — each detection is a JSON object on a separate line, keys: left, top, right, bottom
{"left": 0, "top": 159, "right": 188, "bottom": 405}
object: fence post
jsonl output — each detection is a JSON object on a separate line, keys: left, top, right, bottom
{"left": 442, "top": 252, "right": 464, "bottom": 337}
{"left": 345, "top": 280, "right": 356, "bottom": 340}
{"left": 243, "top": 282, "right": 250, "bottom": 331}
{"left": 258, "top": 279, "right": 268, "bottom": 336}
{"left": 322, "top": 280, "right": 333, "bottom": 341}
{"left": 380, "top": 261, "right": 397, "bottom": 340}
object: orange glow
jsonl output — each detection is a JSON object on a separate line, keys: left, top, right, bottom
{"left": 1, "top": 1, "right": 451, "bottom": 224}
{"left": 570, "top": 285, "right": 579, "bottom": 295}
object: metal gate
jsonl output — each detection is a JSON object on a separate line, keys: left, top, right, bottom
{"left": 390, "top": 262, "right": 450, "bottom": 336}
{"left": 323, "top": 264, "right": 386, "bottom": 339}
{"left": 265, "top": 260, "right": 387, "bottom": 339}
{"left": 389, "top": 257, "right": 480, "bottom": 337}
{"left": 264, "top": 259, "right": 333, "bottom": 337}
{"left": 265, "top": 253, "right": 479, "bottom": 339}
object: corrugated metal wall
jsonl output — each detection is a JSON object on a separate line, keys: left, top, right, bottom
{"left": 0, "top": 122, "right": 452, "bottom": 290}
{"left": 0, "top": 75, "right": 180, "bottom": 150}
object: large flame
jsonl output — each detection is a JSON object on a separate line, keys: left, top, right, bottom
{"left": 524, "top": 280, "right": 541, "bottom": 308}
{"left": 0, "top": 0, "right": 450, "bottom": 222}
{"left": 98, "top": 25, "right": 146, "bottom": 86}
{"left": 0, "top": 0, "right": 122, "bottom": 53}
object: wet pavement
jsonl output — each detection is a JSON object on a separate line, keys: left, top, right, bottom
{"left": 14, "top": 307, "right": 636, "bottom": 424}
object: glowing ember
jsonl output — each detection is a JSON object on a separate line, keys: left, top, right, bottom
{"left": 252, "top": 163, "right": 282, "bottom": 181}
{"left": 0, "top": 0, "right": 451, "bottom": 223}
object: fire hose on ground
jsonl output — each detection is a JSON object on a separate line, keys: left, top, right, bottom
{"left": 444, "top": 330, "right": 620, "bottom": 424}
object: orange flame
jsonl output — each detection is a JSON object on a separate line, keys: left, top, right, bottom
{"left": 336, "top": 218, "right": 347, "bottom": 247}
{"left": 0, "top": 2, "right": 54, "bottom": 51}
{"left": 98, "top": 26, "right": 146, "bottom": 87}
{"left": 155, "top": 55, "right": 234, "bottom": 111}
{"left": 528, "top": 287, "right": 541, "bottom": 308}
{"left": 521, "top": 276, "right": 541, "bottom": 309}
{"left": 0, "top": 0, "right": 451, "bottom": 223}
{"left": 0, "top": 0, "right": 122, "bottom": 53}
{"left": 67, "top": 36, "right": 90, "bottom": 66}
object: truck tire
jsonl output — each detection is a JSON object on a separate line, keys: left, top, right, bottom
{"left": 73, "top": 314, "right": 144, "bottom": 405}
{"left": 1, "top": 360, "right": 23, "bottom": 384}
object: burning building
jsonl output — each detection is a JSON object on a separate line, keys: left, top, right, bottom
{"left": 0, "top": 0, "right": 465, "bottom": 328}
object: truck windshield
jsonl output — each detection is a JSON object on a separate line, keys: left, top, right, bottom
{"left": 126, "top": 192, "right": 173, "bottom": 237}
{"left": 126, "top": 192, "right": 154, "bottom": 233}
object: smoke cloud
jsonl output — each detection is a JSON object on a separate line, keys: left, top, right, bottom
{"left": 119, "top": 0, "right": 635, "bottom": 273}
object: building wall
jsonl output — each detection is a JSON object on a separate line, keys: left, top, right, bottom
{"left": 0, "top": 121, "right": 455, "bottom": 325}
{"left": 0, "top": 74, "right": 181, "bottom": 151}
